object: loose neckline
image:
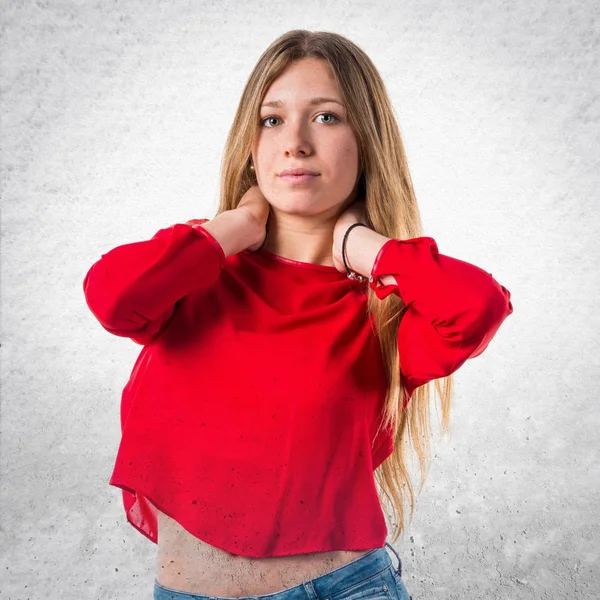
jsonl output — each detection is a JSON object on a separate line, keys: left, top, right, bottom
{"left": 242, "top": 247, "right": 344, "bottom": 274}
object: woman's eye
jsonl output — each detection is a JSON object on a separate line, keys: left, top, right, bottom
{"left": 261, "top": 116, "right": 280, "bottom": 128}
{"left": 260, "top": 113, "right": 340, "bottom": 128}
{"left": 316, "top": 113, "right": 339, "bottom": 124}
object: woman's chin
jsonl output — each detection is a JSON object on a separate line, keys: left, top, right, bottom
{"left": 267, "top": 201, "right": 322, "bottom": 217}
{"left": 266, "top": 196, "right": 341, "bottom": 219}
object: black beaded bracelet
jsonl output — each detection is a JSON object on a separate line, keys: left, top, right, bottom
{"left": 342, "top": 222, "right": 370, "bottom": 281}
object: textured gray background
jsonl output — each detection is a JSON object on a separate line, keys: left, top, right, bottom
{"left": 1, "top": 1, "right": 598, "bottom": 599}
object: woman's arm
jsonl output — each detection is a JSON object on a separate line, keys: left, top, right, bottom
{"left": 341, "top": 225, "right": 514, "bottom": 391}
{"left": 82, "top": 209, "right": 258, "bottom": 346}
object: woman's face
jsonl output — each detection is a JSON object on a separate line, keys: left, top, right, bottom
{"left": 252, "top": 57, "right": 361, "bottom": 218}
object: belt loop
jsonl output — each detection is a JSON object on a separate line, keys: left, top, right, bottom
{"left": 384, "top": 541, "right": 403, "bottom": 577}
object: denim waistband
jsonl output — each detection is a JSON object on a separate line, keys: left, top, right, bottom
{"left": 384, "top": 541, "right": 403, "bottom": 577}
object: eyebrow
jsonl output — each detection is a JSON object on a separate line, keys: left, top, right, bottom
{"left": 260, "top": 97, "right": 345, "bottom": 109}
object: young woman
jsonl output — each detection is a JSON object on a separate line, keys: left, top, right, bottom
{"left": 83, "top": 30, "right": 513, "bottom": 600}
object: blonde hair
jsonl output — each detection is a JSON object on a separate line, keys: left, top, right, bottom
{"left": 215, "top": 29, "right": 454, "bottom": 544}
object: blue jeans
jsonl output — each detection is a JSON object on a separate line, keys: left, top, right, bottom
{"left": 154, "top": 542, "right": 412, "bottom": 600}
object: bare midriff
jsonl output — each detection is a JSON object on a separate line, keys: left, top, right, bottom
{"left": 155, "top": 508, "right": 374, "bottom": 597}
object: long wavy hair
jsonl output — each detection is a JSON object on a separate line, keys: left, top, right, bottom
{"left": 214, "top": 29, "right": 454, "bottom": 544}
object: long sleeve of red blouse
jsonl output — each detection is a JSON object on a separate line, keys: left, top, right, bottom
{"left": 82, "top": 220, "right": 225, "bottom": 346}
{"left": 369, "top": 237, "right": 513, "bottom": 393}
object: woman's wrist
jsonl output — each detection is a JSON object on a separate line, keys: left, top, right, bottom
{"left": 200, "top": 210, "right": 258, "bottom": 258}
{"left": 337, "top": 224, "right": 396, "bottom": 285}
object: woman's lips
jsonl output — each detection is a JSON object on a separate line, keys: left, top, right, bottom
{"left": 278, "top": 174, "right": 320, "bottom": 183}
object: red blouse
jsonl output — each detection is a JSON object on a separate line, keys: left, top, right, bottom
{"left": 82, "top": 220, "right": 513, "bottom": 557}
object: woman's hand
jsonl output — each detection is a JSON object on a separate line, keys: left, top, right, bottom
{"left": 237, "top": 185, "right": 271, "bottom": 251}
{"left": 332, "top": 199, "right": 368, "bottom": 273}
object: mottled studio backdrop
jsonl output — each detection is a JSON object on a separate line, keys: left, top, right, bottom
{"left": 1, "top": 1, "right": 598, "bottom": 599}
